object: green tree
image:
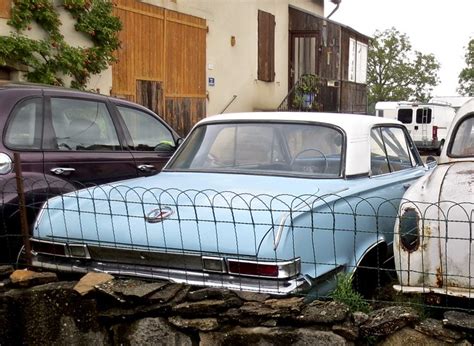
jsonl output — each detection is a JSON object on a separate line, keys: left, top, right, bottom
{"left": 458, "top": 38, "right": 474, "bottom": 96}
{"left": 367, "top": 28, "right": 440, "bottom": 107}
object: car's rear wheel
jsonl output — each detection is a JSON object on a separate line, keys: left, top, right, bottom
{"left": 352, "top": 245, "right": 395, "bottom": 298}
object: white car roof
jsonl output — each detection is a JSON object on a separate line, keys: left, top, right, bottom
{"left": 195, "top": 112, "right": 404, "bottom": 176}
{"left": 439, "top": 98, "right": 474, "bottom": 164}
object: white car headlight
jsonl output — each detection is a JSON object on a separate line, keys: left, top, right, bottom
{"left": 0, "top": 153, "right": 12, "bottom": 175}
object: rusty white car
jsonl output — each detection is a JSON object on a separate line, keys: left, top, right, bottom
{"left": 29, "top": 112, "right": 428, "bottom": 297}
{"left": 394, "top": 99, "right": 474, "bottom": 297}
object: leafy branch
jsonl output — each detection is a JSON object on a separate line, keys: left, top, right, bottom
{"left": 367, "top": 27, "right": 440, "bottom": 106}
{"left": 0, "top": 0, "right": 122, "bottom": 89}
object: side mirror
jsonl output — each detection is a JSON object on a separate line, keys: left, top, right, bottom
{"left": 425, "top": 155, "right": 437, "bottom": 169}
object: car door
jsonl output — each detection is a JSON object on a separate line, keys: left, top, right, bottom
{"left": 113, "top": 104, "right": 177, "bottom": 177}
{"left": 42, "top": 96, "right": 138, "bottom": 187}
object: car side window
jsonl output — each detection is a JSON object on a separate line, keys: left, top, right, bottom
{"left": 50, "top": 98, "right": 121, "bottom": 151}
{"left": 371, "top": 127, "right": 415, "bottom": 176}
{"left": 381, "top": 127, "right": 414, "bottom": 171}
{"left": 5, "top": 98, "right": 43, "bottom": 150}
{"left": 116, "top": 106, "right": 174, "bottom": 152}
{"left": 370, "top": 128, "right": 390, "bottom": 175}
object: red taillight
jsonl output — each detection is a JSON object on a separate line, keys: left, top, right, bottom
{"left": 228, "top": 260, "right": 279, "bottom": 277}
{"left": 432, "top": 126, "right": 438, "bottom": 140}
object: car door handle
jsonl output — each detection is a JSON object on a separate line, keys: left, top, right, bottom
{"left": 137, "top": 164, "right": 156, "bottom": 172}
{"left": 50, "top": 167, "right": 76, "bottom": 176}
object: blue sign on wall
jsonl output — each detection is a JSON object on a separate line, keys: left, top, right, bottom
{"left": 208, "top": 77, "right": 215, "bottom": 87}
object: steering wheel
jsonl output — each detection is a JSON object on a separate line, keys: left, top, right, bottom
{"left": 291, "top": 148, "right": 328, "bottom": 174}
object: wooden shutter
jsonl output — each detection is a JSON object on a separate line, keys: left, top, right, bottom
{"left": 0, "top": 0, "right": 11, "bottom": 18}
{"left": 258, "top": 10, "right": 275, "bottom": 82}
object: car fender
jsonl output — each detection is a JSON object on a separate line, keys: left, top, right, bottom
{"left": 0, "top": 172, "right": 76, "bottom": 221}
{"left": 261, "top": 192, "right": 390, "bottom": 280}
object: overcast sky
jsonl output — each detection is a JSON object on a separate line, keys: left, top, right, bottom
{"left": 324, "top": 0, "right": 474, "bottom": 97}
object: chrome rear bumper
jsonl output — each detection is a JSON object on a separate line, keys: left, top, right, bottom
{"left": 31, "top": 254, "right": 311, "bottom": 295}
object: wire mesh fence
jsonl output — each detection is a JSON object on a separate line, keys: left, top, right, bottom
{"left": 1, "top": 174, "right": 473, "bottom": 313}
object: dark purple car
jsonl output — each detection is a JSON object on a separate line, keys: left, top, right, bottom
{"left": 0, "top": 83, "right": 181, "bottom": 262}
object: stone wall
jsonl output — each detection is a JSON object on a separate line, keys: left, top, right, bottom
{"left": 0, "top": 267, "right": 473, "bottom": 345}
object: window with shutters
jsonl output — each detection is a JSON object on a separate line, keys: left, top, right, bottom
{"left": 258, "top": 10, "right": 275, "bottom": 82}
{"left": 348, "top": 38, "right": 368, "bottom": 83}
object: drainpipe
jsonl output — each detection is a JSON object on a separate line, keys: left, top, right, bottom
{"left": 327, "top": 0, "right": 341, "bottom": 19}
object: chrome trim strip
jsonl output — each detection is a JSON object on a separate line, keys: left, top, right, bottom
{"left": 31, "top": 239, "right": 301, "bottom": 280}
{"left": 68, "top": 244, "right": 91, "bottom": 259}
{"left": 202, "top": 256, "right": 226, "bottom": 273}
{"left": 33, "top": 203, "right": 47, "bottom": 231}
{"left": 30, "top": 239, "right": 68, "bottom": 257}
{"left": 31, "top": 256, "right": 310, "bottom": 295}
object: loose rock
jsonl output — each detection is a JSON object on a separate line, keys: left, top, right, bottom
{"left": 234, "top": 290, "right": 271, "bottom": 302}
{"left": 415, "top": 318, "right": 464, "bottom": 343}
{"left": 172, "top": 298, "right": 242, "bottom": 316}
{"left": 352, "top": 311, "right": 369, "bottom": 326}
{"left": 95, "top": 278, "right": 167, "bottom": 301}
{"left": 332, "top": 322, "right": 359, "bottom": 341}
{"left": 149, "top": 283, "right": 186, "bottom": 303}
{"left": 168, "top": 316, "right": 219, "bottom": 331}
{"left": 296, "top": 300, "right": 349, "bottom": 324}
{"left": 112, "top": 317, "right": 192, "bottom": 345}
{"left": 361, "top": 306, "right": 419, "bottom": 337}
{"left": 10, "top": 270, "right": 57, "bottom": 288}
{"left": 187, "top": 287, "right": 236, "bottom": 301}
{"left": 264, "top": 296, "right": 304, "bottom": 314}
{"left": 379, "top": 327, "right": 445, "bottom": 346}
{"left": 1, "top": 282, "right": 106, "bottom": 344}
{"left": 73, "top": 272, "right": 114, "bottom": 296}
{"left": 199, "top": 327, "right": 348, "bottom": 345}
{"left": 443, "top": 311, "right": 474, "bottom": 333}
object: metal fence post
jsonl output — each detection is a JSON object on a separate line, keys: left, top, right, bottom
{"left": 13, "top": 152, "right": 31, "bottom": 265}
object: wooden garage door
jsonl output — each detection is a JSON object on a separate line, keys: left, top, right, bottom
{"left": 112, "top": 0, "right": 206, "bottom": 136}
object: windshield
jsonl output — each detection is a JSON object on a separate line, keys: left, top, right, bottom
{"left": 450, "top": 115, "right": 474, "bottom": 157}
{"left": 167, "top": 122, "right": 344, "bottom": 177}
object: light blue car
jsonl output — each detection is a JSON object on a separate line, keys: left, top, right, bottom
{"left": 30, "top": 112, "right": 429, "bottom": 296}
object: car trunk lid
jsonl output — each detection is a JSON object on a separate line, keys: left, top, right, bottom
{"left": 34, "top": 172, "right": 346, "bottom": 257}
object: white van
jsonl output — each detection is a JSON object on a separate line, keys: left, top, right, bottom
{"left": 375, "top": 101, "right": 456, "bottom": 153}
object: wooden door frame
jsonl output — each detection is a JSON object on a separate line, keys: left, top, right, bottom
{"left": 288, "top": 31, "right": 320, "bottom": 92}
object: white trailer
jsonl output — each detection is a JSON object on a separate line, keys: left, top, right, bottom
{"left": 429, "top": 96, "right": 473, "bottom": 111}
{"left": 375, "top": 101, "right": 456, "bottom": 153}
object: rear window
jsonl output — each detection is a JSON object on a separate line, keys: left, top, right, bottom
{"left": 416, "top": 108, "right": 432, "bottom": 124}
{"left": 167, "top": 122, "right": 344, "bottom": 177}
{"left": 397, "top": 109, "right": 413, "bottom": 124}
{"left": 4, "top": 98, "right": 43, "bottom": 149}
